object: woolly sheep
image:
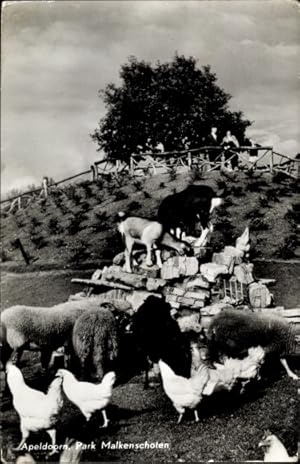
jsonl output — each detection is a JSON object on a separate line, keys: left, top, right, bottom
{"left": 0, "top": 299, "right": 101, "bottom": 368}
{"left": 72, "top": 306, "right": 119, "bottom": 382}
{"left": 207, "top": 309, "right": 298, "bottom": 380}
{"left": 131, "top": 295, "right": 192, "bottom": 386}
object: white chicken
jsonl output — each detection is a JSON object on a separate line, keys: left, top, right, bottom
{"left": 6, "top": 362, "right": 63, "bottom": 453}
{"left": 56, "top": 369, "right": 116, "bottom": 427}
{"left": 158, "top": 360, "right": 209, "bottom": 424}
{"left": 258, "top": 431, "right": 298, "bottom": 462}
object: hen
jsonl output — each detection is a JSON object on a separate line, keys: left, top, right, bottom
{"left": 56, "top": 369, "right": 116, "bottom": 427}
{"left": 6, "top": 362, "right": 63, "bottom": 452}
{"left": 258, "top": 431, "right": 298, "bottom": 462}
{"left": 158, "top": 360, "right": 209, "bottom": 424}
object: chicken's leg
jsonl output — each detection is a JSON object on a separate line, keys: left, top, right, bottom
{"left": 46, "top": 429, "right": 56, "bottom": 456}
{"left": 280, "top": 358, "right": 298, "bottom": 380}
{"left": 194, "top": 410, "right": 199, "bottom": 423}
{"left": 177, "top": 413, "right": 184, "bottom": 424}
{"left": 13, "top": 425, "right": 29, "bottom": 451}
{"left": 100, "top": 409, "right": 109, "bottom": 428}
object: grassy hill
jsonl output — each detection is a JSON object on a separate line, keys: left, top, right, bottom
{"left": 1, "top": 169, "right": 299, "bottom": 270}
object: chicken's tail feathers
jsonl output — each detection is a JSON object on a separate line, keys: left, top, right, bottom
{"left": 101, "top": 371, "right": 116, "bottom": 388}
{"left": 158, "top": 360, "right": 176, "bottom": 380}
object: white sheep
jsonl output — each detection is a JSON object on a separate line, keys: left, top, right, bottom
{"left": 0, "top": 299, "right": 101, "bottom": 368}
{"left": 117, "top": 212, "right": 192, "bottom": 273}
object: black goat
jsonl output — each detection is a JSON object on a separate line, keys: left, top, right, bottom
{"left": 157, "top": 184, "right": 224, "bottom": 238}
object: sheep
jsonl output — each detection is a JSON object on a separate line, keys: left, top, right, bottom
{"left": 131, "top": 295, "right": 192, "bottom": 387}
{"left": 0, "top": 299, "right": 101, "bottom": 369}
{"left": 157, "top": 184, "right": 224, "bottom": 239}
{"left": 117, "top": 212, "right": 192, "bottom": 273}
{"left": 72, "top": 305, "right": 119, "bottom": 382}
{"left": 206, "top": 309, "right": 298, "bottom": 380}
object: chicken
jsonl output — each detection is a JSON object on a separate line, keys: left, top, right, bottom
{"left": 158, "top": 360, "right": 209, "bottom": 424}
{"left": 258, "top": 431, "right": 298, "bottom": 462}
{"left": 6, "top": 362, "right": 63, "bottom": 453}
{"left": 56, "top": 369, "right": 116, "bottom": 427}
{"left": 203, "top": 346, "right": 265, "bottom": 395}
{"left": 59, "top": 439, "right": 83, "bottom": 463}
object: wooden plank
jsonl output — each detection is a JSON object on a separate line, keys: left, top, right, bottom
{"left": 71, "top": 278, "right": 132, "bottom": 291}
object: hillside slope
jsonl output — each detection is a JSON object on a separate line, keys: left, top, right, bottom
{"left": 1, "top": 170, "right": 299, "bottom": 269}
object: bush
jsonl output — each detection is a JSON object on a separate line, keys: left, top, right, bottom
{"left": 48, "top": 216, "right": 62, "bottom": 234}
{"left": 31, "top": 234, "right": 48, "bottom": 249}
{"left": 250, "top": 217, "right": 270, "bottom": 231}
{"left": 277, "top": 234, "right": 298, "bottom": 259}
{"left": 127, "top": 201, "right": 141, "bottom": 212}
{"left": 69, "top": 241, "right": 90, "bottom": 263}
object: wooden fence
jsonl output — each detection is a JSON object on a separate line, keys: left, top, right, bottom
{"left": 1, "top": 146, "right": 299, "bottom": 213}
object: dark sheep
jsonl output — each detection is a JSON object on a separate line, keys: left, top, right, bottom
{"left": 72, "top": 306, "right": 119, "bottom": 382}
{"left": 131, "top": 296, "right": 192, "bottom": 385}
{"left": 207, "top": 309, "right": 298, "bottom": 380}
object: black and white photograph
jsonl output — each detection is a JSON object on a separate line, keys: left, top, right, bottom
{"left": 1, "top": 0, "right": 299, "bottom": 462}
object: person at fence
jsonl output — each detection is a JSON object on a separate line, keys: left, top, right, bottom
{"left": 244, "top": 138, "right": 261, "bottom": 161}
{"left": 206, "top": 126, "right": 220, "bottom": 161}
{"left": 155, "top": 141, "right": 165, "bottom": 153}
{"left": 221, "top": 130, "right": 240, "bottom": 169}
{"left": 145, "top": 137, "right": 154, "bottom": 153}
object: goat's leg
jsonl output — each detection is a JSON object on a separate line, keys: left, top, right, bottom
{"left": 280, "top": 358, "right": 298, "bottom": 380}
{"left": 145, "top": 243, "right": 153, "bottom": 267}
{"left": 154, "top": 246, "right": 163, "bottom": 268}
{"left": 194, "top": 227, "right": 209, "bottom": 247}
{"left": 124, "top": 238, "right": 134, "bottom": 273}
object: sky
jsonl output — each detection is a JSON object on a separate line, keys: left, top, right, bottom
{"left": 1, "top": 0, "right": 299, "bottom": 196}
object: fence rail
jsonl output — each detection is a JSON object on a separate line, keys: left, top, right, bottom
{"left": 1, "top": 146, "right": 299, "bottom": 213}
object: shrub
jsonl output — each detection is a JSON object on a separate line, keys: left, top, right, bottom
{"left": 143, "top": 190, "right": 151, "bottom": 199}
{"left": 168, "top": 166, "right": 177, "bottom": 182}
{"left": 277, "top": 234, "right": 298, "bottom": 259}
{"left": 250, "top": 217, "right": 270, "bottom": 231}
{"left": 30, "top": 234, "right": 48, "bottom": 249}
{"left": 127, "top": 201, "right": 141, "bottom": 212}
{"left": 69, "top": 241, "right": 90, "bottom": 263}
{"left": 48, "top": 216, "right": 61, "bottom": 234}
{"left": 53, "top": 237, "right": 66, "bottom": 248}
{"left": 114, "top": 190, "right": 128, "bottom": 201}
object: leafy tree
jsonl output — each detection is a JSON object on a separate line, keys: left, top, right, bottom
{"left": 91, "top": 54, "right": 251, "bottom": 161}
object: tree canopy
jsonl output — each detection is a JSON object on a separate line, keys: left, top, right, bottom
{"left": 91, "top": 55, "right": 251, "bottom": 160}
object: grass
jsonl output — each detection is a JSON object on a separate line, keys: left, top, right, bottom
{"left": 0, "top": 171, "right": 298, "bottom": 267}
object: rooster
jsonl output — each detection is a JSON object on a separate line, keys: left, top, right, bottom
{"left": 6, "top": 362, "right": 63, "bottom": 453}
{"left": 158, "top": 360, "right": 209, "bottom": 424}
{"left": 258, "top": 431, "right": 298, "bottom": 462}
{"left": 56, "top": 369, "right": 116, "bottom": 427}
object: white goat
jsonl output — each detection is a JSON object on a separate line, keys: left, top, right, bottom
{"left": 117, "top": 212, "right": 192, "bottom": 273}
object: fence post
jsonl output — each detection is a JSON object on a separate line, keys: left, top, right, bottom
{"left": 91, "top": 165, "right": 96, "bottom": 182}
{"left": 269, "top": 149, "right": 274, "bottom": 174}
{"left": 42, "top": 177, "right": 49, "bottom": 198}
{"left": 187, "top": 152, "right": 192, "bottom": 169}
{"left": 130, "top": 156, "right": 135, "bottom": 175}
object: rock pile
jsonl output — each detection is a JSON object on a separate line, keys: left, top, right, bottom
{"left": 70, "top": 226, "right": 277, "bottom": 327}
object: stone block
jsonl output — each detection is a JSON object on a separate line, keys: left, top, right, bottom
{"left": 184, "top": 290, "right": 210, "bottom": 301}
{"left": 172, "top": 287, "right": 186, "bottom": 296}
{"left": 212, "top": 252, "right": 236, "bottom": 274}
{"left": 177, "top": 296, "right": 195, "bottom": 306}
{"left": 165, "top": 294, "right": 179, "bottom": 303}
{"left": 185, "top": 276, "right": 211, "bottom": 289}
{"left": 248, "top": 282, "right": 273, "bottom": 308}
{"left": 234, "top": 263, "right": 255, "bottom": 285}
{"left": 191, "top": 301, "right": 206, "bottom": 309}
{"left": 161, "top": 256, "right": 199, "bottom": 280}
{"left": 223, "top": 246, "right": 244, "bottom": 263}
{"left": 200, "top": 263, "right": 229, "bottom": 283}
{"left": 169, "top": 301, "right": 181, "bottom": 309}
{"left": 146, "top": 277, "right": 166, "bottom": 292}
{"left": 160, "top": 260, "right": 181, "bottom": 280}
